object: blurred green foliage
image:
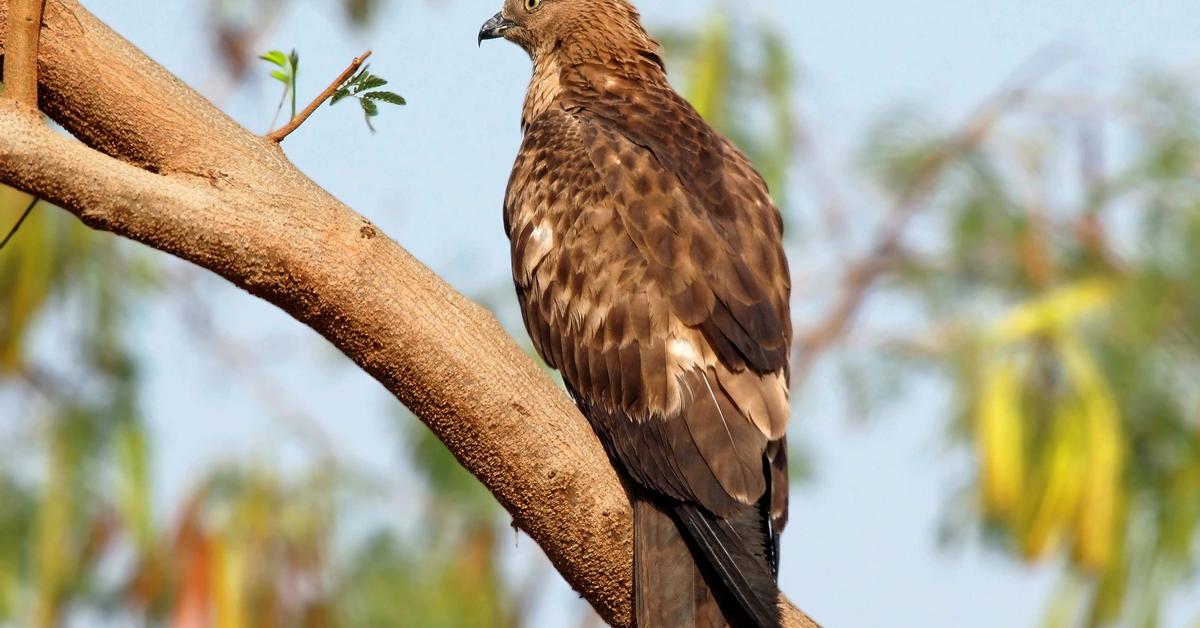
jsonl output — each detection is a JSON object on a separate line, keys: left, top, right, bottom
{"left": 0, "top": 181, "right": 518, "bottom": 626}
{"left": 0, "top": 184, "right": 163, "bottom": 626}
{"left": 864, "top": 70, "right": 1200, "bottom": 625}
{"left": 329, "top": 64, "right": 407, "bottom": 133}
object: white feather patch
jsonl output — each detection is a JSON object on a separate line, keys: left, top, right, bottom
{"left": 521, "top": 220, "right": 555, "bottom": 280}
{"left": 668, "top": 337, "right": 702, "bottom": 368}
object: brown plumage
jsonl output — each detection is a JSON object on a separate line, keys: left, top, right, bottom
{"left": 480, "top": 1, "right": 791, "bottom": 626}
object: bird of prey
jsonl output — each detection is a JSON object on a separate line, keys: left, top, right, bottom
{"left": 480, "top": 1, "right": 791, "bottom": 626}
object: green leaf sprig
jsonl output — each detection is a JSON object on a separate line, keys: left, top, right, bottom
{"left": 260, "top": 49, "right": 300, "bottom": 127}
{"left": 330, "top": 66, "right": 406, "bottom": 133}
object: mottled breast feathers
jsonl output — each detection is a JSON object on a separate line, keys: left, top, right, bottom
{"left": 504, "top": 66, "right": 791, "bottom": 528}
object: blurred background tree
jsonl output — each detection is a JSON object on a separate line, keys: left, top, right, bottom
{"left": 2, "top": 1, "right": 1199, "bottom": 627}
{"left": 867, "top": 69, "right": 1200, "bottom": 626}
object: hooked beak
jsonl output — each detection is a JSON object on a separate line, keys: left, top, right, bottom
{"left": 478, "top": 12, "right": 517, "bottom": 46}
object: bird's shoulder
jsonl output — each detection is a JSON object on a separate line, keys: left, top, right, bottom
{"left": 507, "top": 90, "right": 792, "bottom": 374}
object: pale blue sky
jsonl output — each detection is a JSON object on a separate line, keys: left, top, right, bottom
{"left": 68, "top": 0, "right": 1200, "bottom": 626}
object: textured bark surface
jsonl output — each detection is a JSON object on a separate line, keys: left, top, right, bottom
{"left": 0, "top": 2, "right": 818, "bottom": 625}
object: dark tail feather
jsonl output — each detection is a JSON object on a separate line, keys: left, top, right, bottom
{"left": 633, "top": 492, "right": 780, "bottom": 628}
{"left": 634, "top": 495, "right": 698, "bottom": 626}
{"left": 672, "top": 502, "right": 781, "bottom": 628}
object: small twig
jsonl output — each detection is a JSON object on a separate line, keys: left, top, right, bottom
{"left": 0, "top": 196, "right": 38, "bottom": 251}
{"left": 16, "top": 362, "right": 71, "bottom": 403}
{"left": 265, "top": 49, "right": 371, "bottom": 143}
{"left": 791, "top": 239, "right": 906, "bottom": 385}
{"left": 3, "top": 0, "right": 47, "bottom": 106}
{"left": 267, "top": 81, "right": 288, "bottom": 133}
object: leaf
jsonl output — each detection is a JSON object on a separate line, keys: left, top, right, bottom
{"left": 360, "top": 98, "right": 379, "bottom": 133}
{"left": 977, "top": 357, "right": 1025, "bottom": 519}
{"left": 258, "top": 50, "right": 288, "bottom": 68}
{"left": 270, "top": 70, "right": 289, "bottom": 84}
{"left": 1058, "top": 334, "right": 1124, "bottom": 573}
{"left": 987, "top": 279, "right": 1116, "bottom": 346}
{"left": 354, "top": 75, "right": 388, "bottom": 92}
{"left": 348, "top": 67, "right": 371, "bottom": 88}
{"left": 362, "top": 91, "right": 406, "bottom": 106}
{"left": 115, "top": 421, "right": 153, "bottom": 550}
{"left": 214, "top": 536, "right": 247, "bottom": 628}
{"left": 330, "top": 88, "right": 353, "bottom": 106}
{"left": 684, "top": 16, "right": 732, "bottom": 129}
{"left": 1018, "top": 397, "right": 1087, "bottom": 561}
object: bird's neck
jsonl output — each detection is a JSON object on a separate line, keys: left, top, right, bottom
{"left": 523, "top": 43, "right": 667, "bottom": 130}
{"left": 523, "top": 53, "right": 564, "bottom": 128}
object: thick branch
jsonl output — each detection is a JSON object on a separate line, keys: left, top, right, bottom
{"left": 266, "top": 49, "right": 371, "bottom": 143}
{"left": 0, "top": 2, "right": 818, "bottom": 625}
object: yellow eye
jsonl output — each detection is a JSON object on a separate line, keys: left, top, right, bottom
{"left": 524, "top": 0, "right": 541, "bottom": 11}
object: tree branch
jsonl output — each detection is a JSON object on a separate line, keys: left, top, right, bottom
{"left": 266, "top": 49, "right": 371, "bottom": 143}
{"left": 0, "top": 1, "right": 818, "bottom": 625}
{"left": 2, "top": 0, "right": 44, "bottom": 105}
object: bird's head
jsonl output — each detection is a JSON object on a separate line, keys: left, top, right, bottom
{"left": 478, "top": 0, "right": 658, "bottom": 63}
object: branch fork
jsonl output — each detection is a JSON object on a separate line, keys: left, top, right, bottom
{"left": 265, "top": 49, "right": 371, "bottom": 143}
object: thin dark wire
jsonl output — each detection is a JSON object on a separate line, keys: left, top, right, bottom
{"left": 0, "top": 197, "right": 39, "bottom": 251}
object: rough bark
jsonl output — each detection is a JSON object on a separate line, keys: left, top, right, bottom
{"left": 2, "top": 0, "right": 42, "bottom": 105}
{"left": 0, "top": 2, "right": 818, "bottom": 625}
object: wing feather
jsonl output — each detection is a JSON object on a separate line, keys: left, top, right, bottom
{"left": 505, "top": 101, "right": 790, "bottom": 522}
